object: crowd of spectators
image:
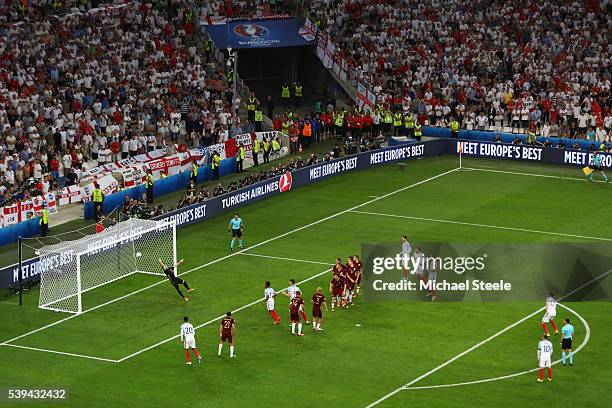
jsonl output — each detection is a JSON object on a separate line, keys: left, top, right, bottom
{"left": 307, "top": 0, "right": 611, "bottom": 141}
{"left": 0, "top": 1, "right": 250, "bottom": 207}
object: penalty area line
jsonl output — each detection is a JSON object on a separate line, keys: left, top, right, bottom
{"left": 350, "top": 210, "right": 612, "bottom": 242}
{"left": 1, "top": 167, "right": 456, "bottom": 347}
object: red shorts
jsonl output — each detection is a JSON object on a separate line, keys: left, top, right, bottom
{"left": 332, "top": 288, "right": 343, "bottom": 297}
{"left": 290, "top": 312, "right": 300, "bottom": 322}
{"left": 221, "top": 332, "right": 233, "bottom": 343}
{"left": 312, "top": 309, "right": 322, "bottom": 319}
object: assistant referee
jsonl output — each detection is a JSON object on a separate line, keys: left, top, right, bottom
{"left": 228, "top": 213, "right": 244, "bottom": 253}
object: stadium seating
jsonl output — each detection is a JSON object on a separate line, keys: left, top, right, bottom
{"left": 307, "top": 0, "right": 610, "bottom": 138}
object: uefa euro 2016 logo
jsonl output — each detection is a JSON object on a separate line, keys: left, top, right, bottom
{"left": 233, "top": 24, "right": 269, "bottom": 39}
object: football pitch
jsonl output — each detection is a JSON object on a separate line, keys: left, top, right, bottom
{"left": 1, "top": 154, "right": 612, "bottom": 407}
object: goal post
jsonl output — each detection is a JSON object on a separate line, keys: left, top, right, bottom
{"left": 38, "top": 218, "right": 177, "bottom": 314}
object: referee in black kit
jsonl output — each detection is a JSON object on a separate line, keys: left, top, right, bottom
{"left": 158, "top": 258, "right": 193, "bottom": 302}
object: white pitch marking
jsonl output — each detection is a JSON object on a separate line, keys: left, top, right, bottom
{"left": 350, "top": 210, "right": 612, "bottom": 242}
{"left": 116, "top": 267, "right": 332, "bottom": 362}
{"left": 463, "top": 166, "right": 609, "bottom": 184}
{"left": 1, "top": 168, "right": 456, "bottom": 348}
{"left": 405, "top": 303, "right": 589, "bottom": 390}
{"left": 2, "top": 343, "right": 119, "bottom": 363}
{"left": 365, "top": 269, "right": 609, "bottom": 407}
{"left": 238, "top": 253, "right": 334, "bottom": 266}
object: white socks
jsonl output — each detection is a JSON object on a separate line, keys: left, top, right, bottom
{"left": 298, "top": 323, "right": 302, "bottom": 335}
{"left": 291, "top": 322, "right": 296, "bottom": 334}
{"left": 230, "top": 346, "right": 235, "bottom": 357}
{"left": 218, "top": 344, "right": 222, "bottom": 356}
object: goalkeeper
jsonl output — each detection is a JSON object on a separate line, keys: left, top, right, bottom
{"left": 159, "top": 258, "right": 193, "bottom": 302}
{"left": 587, "top": 152, "right": 609, "bottom": 183}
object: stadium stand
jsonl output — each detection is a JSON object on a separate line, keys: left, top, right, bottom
{"left": 307, "top": 0, "right": 610, "bottom": 139}
{"left": 0, "top": 1, "right": 245, "bottom": 207}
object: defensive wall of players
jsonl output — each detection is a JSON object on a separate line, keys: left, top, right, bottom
{"left": 3, "top": 137, "right": 612, "bottom": 289}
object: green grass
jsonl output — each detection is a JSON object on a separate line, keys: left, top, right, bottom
{"left": 1, "top": 154, "right": 611, "bottom": 407}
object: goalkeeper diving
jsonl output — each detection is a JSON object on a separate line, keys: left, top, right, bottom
{"left": 159, "top": 258, "right": 194, "bottom": 302}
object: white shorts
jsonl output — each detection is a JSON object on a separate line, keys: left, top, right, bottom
{"left": 539, "top": 356, "right": 551, "bottom": 368}
{"left": 266, "top": 298, "right": 275, "bottom": 311}
{"left": 184, "top": 337, "right": 196, "bottom": 349}
{"left": 542, "top": 312, "right": 556, "bottom": 323}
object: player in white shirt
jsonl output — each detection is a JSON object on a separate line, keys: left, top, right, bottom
{"left": 401, "top": 235, "right": 412, "bottom": 280}
{"left": 283, "top": 279, "right": 309, "bottom": 324}
{"left": 411, "top": 247, "right": 426, "bottom": 283}
{"left": 537, "top": 334, "right": 553, "bottom": 382}
{"left": 541, "top": 292, "right": 559, "bottom": 336}
{"left": 264, "top": 281, "right": 280, "bottom": 325}
{"left": 180, "top": 316, "right": 202, "bottom": 365}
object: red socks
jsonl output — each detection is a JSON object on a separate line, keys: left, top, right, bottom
{"left": 541, "top": 323, "right": 549, "bottom": 335}
{"left": 539, "top": 368, "right": 543, "bottom": 380}
{"left": 185, "top": 350, "right": 191, "bottom": 362}
{"left": 193, "top": 349, "right": 201, "bottom": 358}
{"left": 550, "top": 319, "right": 558, "bottom": 332}
{"left": 547, "top": 368, "right": 552, "bottom": 379}
{"left": 269, "top": 310, "right": 280, "bottom": 323}
{"left": 300, "top": 311, "right": 308, "bottom": 321}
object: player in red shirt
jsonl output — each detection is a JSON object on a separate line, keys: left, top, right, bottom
{"left": 218, "top": 312, "right": 236, "bottom": 358}
{"left": 352, "top": 255, "right": 363, "bottom": 296}
{"left": 289, "top": 291, "right": 306, "bottom": 336}
{"left": 344, "top": 257, "right": 358, "bottom": 306}
{"left": 330, "top": 273, "right": 346, "bottom": 311}
{"left": 311, "top": 287, "right": 328, "bottom": 332}
{"left": 332, "top": 257, "right": 344, "bottom": 276}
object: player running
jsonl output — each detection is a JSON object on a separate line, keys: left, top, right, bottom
{"left": 289, "top": 291, "right": 306, "bottom": 336}
{"left": 587, "top": 151, "right": 609, "bottom": 182}
{"left": 330, "top": 273, "right": 346, "bottom": 311}
{"left": 561, "top": 318, "right": 575, "bottom": 366}
{"left": 283, "top": 279, "right": 309, "bottom": 324}
{"left": 180, "top": 316, "right": 202, "bottom": 365}
{"left": 311, "top": 287, "right": 328, "bottom": 332}
{"left": 264, "top": 281, "right": 280, "bottom": 325}
{"left": 218, "top": 312, "right": 236, "bottom": 358}
{"left": 401, "top": 235, "right": 412, "bottom": 280}
{"left": 537, "top": 334, "right": 553, "bottom": 382}
{"left": 159, "top": 258, "right": 193, "bottom": 301}
{"left": 541, "top": 292, "right": 559, "bottom": 336}
{"left": 228, "top": 213, "right": 244, "bottom": 252}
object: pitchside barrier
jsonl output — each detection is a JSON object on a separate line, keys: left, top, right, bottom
{"left": 2, "top": 138, "right": 610, "bottom": 289}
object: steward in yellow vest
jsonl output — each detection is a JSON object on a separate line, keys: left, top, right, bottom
{"left": 254, "top": 110, "right": 263, "bottom": 131}
{"left": 253, "top": 139, "right": 261, "bottom": 166}
{"left": 281, "top": 82, "right": 291, "bottom": 109}
{"left": 236, "top": 144, "right": 245, "bottom": 172}
{"left": 450, "top": 120, "right": 460, "bottom": 138}
{"left": 414, "top": 123, "right": 423, "bottom": 141}
{"left": 39, "top": 208, "right": 49, "bottom": 237}
{"left": 263, "top": 139, "right": 271, "bottom": 164}
{"left": 211, "top": 151, "right": 221, "bottom": 180}
{"left": 191, "top": 161, "right": 199, "bottom": 184}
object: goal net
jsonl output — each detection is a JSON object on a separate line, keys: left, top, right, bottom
{"left": 38, "top": 218, "right": 176, "bottom": 314}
